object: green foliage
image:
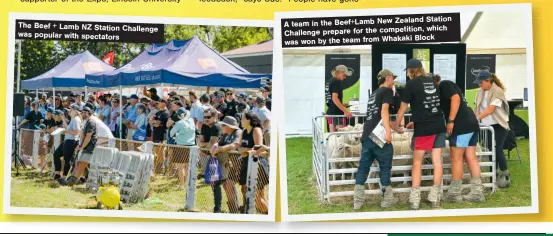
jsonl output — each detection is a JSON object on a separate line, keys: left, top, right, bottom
{"left": 15, "top": 25, "right": 271, "bottom": 92}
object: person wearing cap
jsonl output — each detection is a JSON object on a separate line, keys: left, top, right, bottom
{"left": 62, "top": 105, "right": 98, "bottom": 186}
{"left": 236, "top": 112, "right": 268, "bottom": 214}
{"left": 326, "top": 64, "right": 353, "bottom": 132}
{"left": 130, "top": 103, "right": 149, "bottom": 142}
{"left": 124, "top": 94, "right": 139, "bottom": 141}
{"left": 209, "top": 116, "right": 241, "bottom": 213}
{"left": 260, "top": 86, "right": 272, "bottom": 111}
{"left": 143, "top": 87, "right": 160, "bottom": 102}
{"left": 393, "top": 58, "right": 446, "bottom": 210}
{"left": 167, "top": 101, "right": 185, "bottom": 145}
{"left": 353, "top": 69, "right": 400, "bottom": 210}
{"left": 473, "top": 71, "right": 511, "bottom": 188}
{"left": 254, "top": 97, "right": 271, "bottom": 145}
{"left": 237, "top": 93, "right": 250, "bottom": 111}
{"left": 109, "top": 98, "right": 121, "bottom": 138}
{"left": 150, "top": 98, "right": 170, "bottom": 145}
{"left": 169, "top": 107, "right": 196, "bottom": 189}
{"left": 420, "top": 74, "right": 486, "bottom": 203}
{"left": 223, "top": 89, "right": 238, "bottom": 118}
{"left": 211, "top": 91, "right": 226, "bottom": 117}
{"left": 52, "top": 104, "right": 82, "bottom": 183}
{"left": 235, "top": 101, "right": 249, "bottom": 129}
{"left": 96, "top": 96, "right": 111, "bottom": 127}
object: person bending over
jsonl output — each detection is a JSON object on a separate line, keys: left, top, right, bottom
{"left": 430, "top": 74, "right": 485, "bottom": 203}
{"left": 393, "top": 58, "right": 446, "bottom": 210}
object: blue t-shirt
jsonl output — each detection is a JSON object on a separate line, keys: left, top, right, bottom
{"left": 96, "top": 106, "right": 111, "bottom": 126}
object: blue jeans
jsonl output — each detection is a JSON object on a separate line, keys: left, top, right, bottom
{"left": 355, "top": 138, "right": 394, "bottom": 186}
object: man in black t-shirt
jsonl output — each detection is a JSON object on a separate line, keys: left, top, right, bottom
{"left": 64, "top": 106, "right": 97, "bottom": 186}
{"left": 394, "top": 58, "right": 445, "bottom": 210}
{"left": 433, "top": 74, "right": 485, "bottom": 203}
{"left": 223, "top": 89, "right": 238, "bottom": 118}
{"left": 325, "top": 65, "right": 353, "bottom": 132}
{"left": 354, "top": 69, "right": 398, "bottom": 210}
{"left": 150, "top": 99, "right": 170, "bottom": 143}
{"left": 18, "top": 102, "right": 43, "bottom": 130}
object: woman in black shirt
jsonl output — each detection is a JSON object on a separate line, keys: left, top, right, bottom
{"left": 237, "top": 112, "right": 267, "bottom": 214}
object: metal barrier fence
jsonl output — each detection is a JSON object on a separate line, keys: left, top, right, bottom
{"left": 14, "top": 128, "right": 270, "bottom": 214}
{"left": 312, "top": 114, "right": 496, "bottom": 202}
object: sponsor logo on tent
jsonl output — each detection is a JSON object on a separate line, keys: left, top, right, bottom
{"left": 197, "top": 58, "right": 217, "bottom": 70}
{"left": 82, "top": 62, "right": 104, "bottom": 73}
{"left": 121, "top": 64, "right": 134, "bottom": 72}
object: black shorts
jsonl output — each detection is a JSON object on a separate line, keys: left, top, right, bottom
{"left": 239, "top": 156, "right": 268, "bottom": 189}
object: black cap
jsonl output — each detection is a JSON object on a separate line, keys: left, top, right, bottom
{"left": 200, "top": 94, "right": 211, "bottom": 102}
{"left": 474, "top": 71, "right": 493, "bottom": 84}
{"left": 158, "top": 98, "right": 168, "bottom": 104}
{"left": 405, "top": 58, "right": 423, "bottom": 70}
{"left": 256, "top": 97, "right": 265, "bottom": 104}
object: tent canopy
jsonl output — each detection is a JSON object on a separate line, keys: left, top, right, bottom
{"left": 22, "top": 50, "right": 115, "bottom": 91}
{"left": 85, "top": 36, "right": 271, "bottom": 89}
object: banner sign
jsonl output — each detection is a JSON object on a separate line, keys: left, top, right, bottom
{"left": 466, "top": 54, "right": 496, "bottom": 90}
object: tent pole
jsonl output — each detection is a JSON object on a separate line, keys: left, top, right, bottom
{"left": 119, "top": 85, "right": 123, "bottom": 151}
{"left": 16, "top": 40, "right": 21, "bottom": 93}
{"left": 85, "top": 86, "right": 88, "bottom": 97}
{"left": 35, "top": 89, "right": 38, "bottom": 100}
{"left": 52, "top": 87, "right": 56, "bottom": 109}
{"left": 206, "top": 87, "right": 211, "bottom": 94}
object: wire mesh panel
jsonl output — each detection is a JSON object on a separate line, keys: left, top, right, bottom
{"left": 312, "top": 115, "right": 496, "bottom": 202}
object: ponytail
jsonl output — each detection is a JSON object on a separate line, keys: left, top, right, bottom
{"left": 490, "top": 73, "right": 506, "bottom": 91}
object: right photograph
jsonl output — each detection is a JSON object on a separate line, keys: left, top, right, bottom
{"left": 275, "top": 3, "right": 537, "bottom": 221}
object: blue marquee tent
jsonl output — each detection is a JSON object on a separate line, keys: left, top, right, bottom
{"left": 85, "top": 36, "right": 271, "bottom": 89}
{"left": 21, "top": 50, "right": 115, "bottom": 91}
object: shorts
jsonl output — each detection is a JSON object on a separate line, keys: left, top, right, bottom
{"left": 449, "top": 132, "right": 478, "bottom": 148}
{"left": 79, "top": 152, "right": 94, "bottom": 163}
{"left": 411, "top": 132, "right": 446, "bottom": 151}
{"left": 327, "top": 117, "right": 346, "bottom": 126}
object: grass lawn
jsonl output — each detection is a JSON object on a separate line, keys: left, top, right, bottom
{"left": 10, "top": 168, "right": 269, "bottom": 214}
{"left": 286, "top": 138, "right": 532, "bottom": 215}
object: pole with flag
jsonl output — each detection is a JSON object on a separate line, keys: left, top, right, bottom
{"left": 103, "top": 51, "right": 115, "bottom": 66}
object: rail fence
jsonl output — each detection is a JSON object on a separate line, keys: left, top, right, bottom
{"left": 312, "top": 114, "right": 496, "bottom": 202}
{"left": 15, "top": 128, "right": 270, "bottom": 214}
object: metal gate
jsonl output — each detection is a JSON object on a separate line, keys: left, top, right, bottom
{"left": 312, "top": 114, "right": 496, "bottom": 202}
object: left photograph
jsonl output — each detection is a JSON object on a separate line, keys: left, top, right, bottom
{"left": 5, "top": 13, "right": 275, "bottom": 221}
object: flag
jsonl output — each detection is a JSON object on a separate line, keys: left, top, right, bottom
{"left": 103, "top": 51, "right": 115, "bottom": 66}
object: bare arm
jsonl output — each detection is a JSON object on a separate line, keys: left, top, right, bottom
{"left": 394, "top": 102, "right": 409, "bottom": 129}
{"left": 332, "top": 93, "right": 348, "bottom": 114}
{"left": 79, "top": 132, "right": 93, "bottom": 149}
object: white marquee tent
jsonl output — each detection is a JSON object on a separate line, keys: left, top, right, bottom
{"left": 283, "top": 11, "right": 528, "bottom": 136}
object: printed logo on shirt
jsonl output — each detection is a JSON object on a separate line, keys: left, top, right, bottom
{"left": 423, "top": 83, "right": 437, "bottom": 94}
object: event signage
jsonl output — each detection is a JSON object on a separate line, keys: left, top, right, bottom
{"left": 281, "top": 13, "right": 461, "bottom": 48}
{"left": 15, "top": 19, "right": 164, "bottom": 43}
{"left": 465, "top": 54, "right": 496, "bottom": 90}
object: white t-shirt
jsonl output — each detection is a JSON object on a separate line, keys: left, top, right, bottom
{"left": 478, "top": 91, "right": 509, "bottom": 125}
{"left": 87, "top": 116, "right": 115, "bottom": 139}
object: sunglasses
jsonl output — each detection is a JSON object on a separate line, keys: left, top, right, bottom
{"left": 226, "top": 93, "right": 233, "bottom": 95}
{"left": 204, "top": 115, "right": 213, "bottom": 119}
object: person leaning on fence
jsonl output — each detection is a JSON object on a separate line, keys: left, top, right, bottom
{"left": 473, "top": 71, "right": 511, "bottom": 188}
{"left": 353, "top": 69, "right": 399, "bottom": 210}
{"left": 237, "top": 112, "right": 269, "bottom": 214}
{"left": 325, "top": 65, "right": 353, "bottom": 132}
{"left": 427, "top": 74, "right": 486, "bottom": 203}
{"left": 60, "top": 105, "right": 98, "bottom": 186}
{"left": 393, "top": 58, "right": 446, "bottom": 210}
{"left": 209, "top": 116, "right": 242, "bottom": 213}
{"left": 169, "top": 107, "right": 196, "bottom": 190}
{"left": 198, "top": 107, "right": 221, "bottom": 179}
{"left": 52, "top": 104, "right": 82, "bottom": 183}
{"left": 130, "top": 103, "right": 148, "bottom": 142}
